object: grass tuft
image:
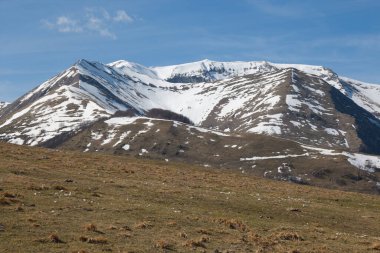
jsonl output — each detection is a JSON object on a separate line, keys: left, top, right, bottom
{"left": 84, "top": 223, "right": 97, "bottom": 232}
{"left": 371, "top": 242, "right": 380, "bottom": 250}
{"left": 184, "top": 236, "right": 210, "bottom": 249}
{"left": 154, "top": 240, "right": 174, "bottom": 250}
{"left": 48, "top": 234, "right": 64, "bottom": 243}
{"left": 213, "top": 218, "right": 249, "bottom": 232}
{"left": 179, "top": 232, "right": 188, "bottom": 238}
{"left": 184, "top": 239, "right": 206, "bottom": 248}
{"left": 87, "top": 236, "right": 108, "bottom": 244}
{"left": 134, "top": 221, "right": 153, "bottom": 229}
{"left": 0, "top": 197, "right": 10, "bottom": 206}
{"left": 79, "top": 236, "right": 88, "bottom": 242}
{"left": 3, "top": 192, "right": 16, "bottom": 198}
{"left": 53, "top": 185, "right": 67, "bottom": 191}
{"left": 276, "top": 231, "right": 303, "bottom": 241}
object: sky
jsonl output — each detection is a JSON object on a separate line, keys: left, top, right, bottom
{"left": 1, "top": 0, "right": 380, "bottom": 102}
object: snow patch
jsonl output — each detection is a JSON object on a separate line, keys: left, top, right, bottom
{"left": 240, "top": 153, "right": 309, "bottom": 161}
{"left": 324, "top": 128, "right": 339, "bottom": 136}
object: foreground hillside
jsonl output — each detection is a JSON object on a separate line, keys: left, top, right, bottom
{"left": 0, "top": 142, "right": 380, "bottom": 252}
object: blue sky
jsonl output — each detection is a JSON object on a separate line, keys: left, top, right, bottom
{"left": 1, "top": 0, "right": 379, "bottom": 101}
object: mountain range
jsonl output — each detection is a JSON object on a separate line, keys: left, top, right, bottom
{"left": 1, "top": 59, "right": 379, "bottom": 193}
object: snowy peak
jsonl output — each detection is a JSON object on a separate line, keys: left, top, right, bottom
{"left": 150, "top": 59, "right": 341, "bottom": 85}
{"left": 152, "top": 59, "right": 278, "bottom": 83}
{"left": 108, "top": 60, "right": 161, "bottom": 80}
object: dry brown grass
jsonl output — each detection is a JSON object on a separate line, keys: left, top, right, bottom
{"left": 84, "top": 223, "right": 97, "bottom": 232}
{"left": 213, "top": 218, "right": 249, "bottom": 232}
{"left": 154, "top": 239, "right": 175, "bottom": 250}
{"left": 87, "top": 236, "right": 108, "bottom": 244}
{"left": 134, "top": 221, "right": 153, "bottom": 229}
{"left": 3, "top": 192, "right": 16, "bottom": 198}
{"left": 79, "top": 235, "right": 108, "bottom": 244}
{"left": 371, "top": 242, "right": 380, "bottom": 250}
{"left": 48, "top": 234, "right": 64, "bottom": 243}
{"left": 53, "top": 185, "right": 67, "bottom": 191}
{"left": 0, "top": 142, "right": 380, "bottom": 252}
{"left": 78, "top": 236, "right": 88, "bottom": 242}
{"left": 179, "top": 232, "right": 188, "bottom": 238}
{"left": 0, "top": 197, "right": 10, "bottom": 206}
{"left": 15, "top": 204, "right": 24, "bottom": 212}
{"left": 197, "top": 228, "right": 212, "bottom": 235}
{"left": 119, "top": 225, "right": 132, "bottom": 231}
{"left": 118, "top": 232, "right": 132, "bottom": 238}
{"left": 275, "top": 231, "right": 303, "bottom": 241}
{"left": 27, "top": 218, "right": 37, "bottom": 223}
{"left": 184, "top": 239, "right": 206, "bottom": 248}
{"left": 27, "top": 185, "right": 49, "bottom": 191}
{"left": 166, "top": 220, "right": 177, "bottom": 226}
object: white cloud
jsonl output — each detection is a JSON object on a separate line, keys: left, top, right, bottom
{"left": 83, "top": 8, "right": 116, "bottom": 38}
{"left": 56, "top": 16, "right": 83, "bottom": 33}
{"left": 42, "top": 8, "right": 133, "bottom": 39}
{"left": 42, "top": 16, "right": 83, "bottom": 33}
{"left": 114, "top": 10, "right": 133, "bottom": 22}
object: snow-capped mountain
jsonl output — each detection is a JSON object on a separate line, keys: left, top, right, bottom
{"left": 1, "top": 58, "right": 380, "bottom": 193}
{"left": 0, "top": 59, "right": 379, "bottom": 154}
